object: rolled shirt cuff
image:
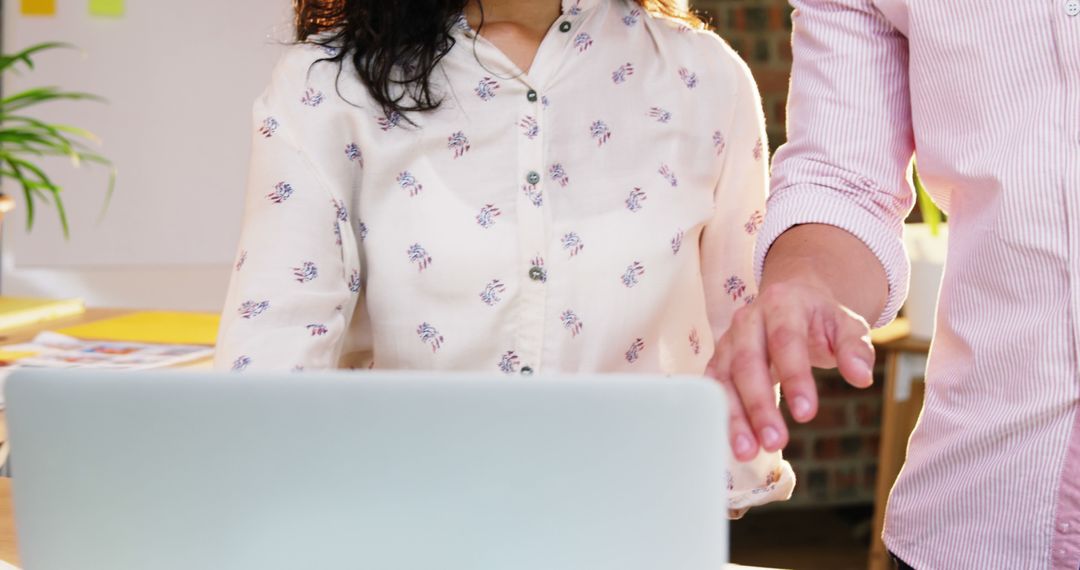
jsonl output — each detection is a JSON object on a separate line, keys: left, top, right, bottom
{"left": 754, "top": 184, "right": 910, "bottom": 329}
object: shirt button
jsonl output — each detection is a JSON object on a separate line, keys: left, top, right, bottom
{"left": 526, "top": 89, "right": 538, "bottom": 103}
{"left": 1068, "top": 0, "right": 1080, "bottom": 16}
{"left": 1061, "top": 522, "right": 1071, "bottom": 532}
{"left": 520, "top": 366, "right": 534, "bottom": 376}
{"left": 559, "top": 21, "right": 572, "bottom": 32}
{"left": 526, "top": 171, "right": 541, "bottom": 185}
{"left": 528, "top": 266, "right": 545, "bottom": 281}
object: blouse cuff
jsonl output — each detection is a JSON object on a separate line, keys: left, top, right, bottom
{"left": 728, "top": 459, "right": 796, "bottom": 519}
{"left": 754, "top": 185, "right": 910, "bottom": 329}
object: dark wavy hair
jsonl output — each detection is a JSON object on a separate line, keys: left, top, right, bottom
{"left": 295, "top": 0, "right": 705, "bottom": 118}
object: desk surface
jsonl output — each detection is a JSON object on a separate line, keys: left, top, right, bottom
{"left": 0, "top": 480, "right": 15, "bottom": 566}
{"left": 0, "top": 477, "right": 775, "bottom": 568}
{"left": 871, "top": 317, "right": 930, "bottom": 353}
{"left": 0, "top": 307, "right": 209, "bottom": 567}
{"left": 0, "top": 308, "right": 820, "bottom": 570}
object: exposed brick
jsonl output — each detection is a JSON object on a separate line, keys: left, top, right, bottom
{"left": 864, "top": 464, "right": 879, "bottom": 489}
{"left": 784, "top": 436, "right": 806, "bottom": 460}
{"left": 865, "top": 374, "right": 885, "bottom": 393}
{"left": 817, "top": 371, "right": 883, "bottom": 398}
{"left": 778, "top": 37, "right": 793, "bottom": 62}
{"left": 728, "top": 37, "right": 745, "bottom": 56}
{"left": 855, "top": 399, "right": 883, "bottom": 427}
{"left": 840, "top": 435, "right": 863, "bottom": 457}
{"left": 834, "top": 466, "right": 859, "bottom": 498}
{"left": 806, "top": 401, "right": 848, "bottom": 430}
{"left": 730, "top": 7, "right": 747, "bottom": 31}
{"left": 813, "top": 436, "right": 842, "bottom": 460}
{"left": 766, "top": 130, "right": 784, "bottom": 155}
{"left": 753, "top": 67, "right": 791, "bottom": 92}
{"left": 696, "top": 0, "right": 793, "bottom": 148}
{"left": 865, "top": 433, "right": 881, "bottom": 457}
{"left": 753, "top": 37, "right": 771, "bottom": 63}
{"left": 806, "top": 468, "right": 829, "bottom": 500}
{"left": 768, "top": 5, "right": 785, "bottom": 30}
{"left": 744, "top": 6, "right": 768, "bottom": 30}
{"left": 773, "top": 98, "right": 787, "bottom": 126}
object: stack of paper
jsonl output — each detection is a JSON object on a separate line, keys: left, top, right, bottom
{"left": 2, "top": 332, "right": 213, "bottom": 370}
{"left": 0, "top": 332, "right": 215, "bottom": 407}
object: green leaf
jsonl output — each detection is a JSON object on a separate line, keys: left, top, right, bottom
{"left": 6, "top": 160, "right": 36, "bottom": 232}
{"left": 97, "top": 166, "right": 117, "bottom": 223}
{"left": 0, "top": 129, "right": 84, "bottom": 165}
{"left": 0, "top": 115, "right": 102, "bottom": 145}
{"left": 913, "top": 163, "right": 943, "bottom": 237}
{"left": 1, "top": 88, "right": 106, "bottom": 114}
{"left": 1, "top": 42, "right": 113, "bottom": 237}
{"left": 8, "top": 157, "right": 58, "bottom": 189}
{"left": 52, "top": 186, "right": 70, "bottom": 238}
{"left": 0, "top": 42, "right": 73, "bottom": 74}
{"left": 7, "top": 157, "right": 70, "bottom": 237}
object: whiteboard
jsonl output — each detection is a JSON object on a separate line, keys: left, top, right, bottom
{"left": 2, "top": 0, "right": 292, "bottom": 268}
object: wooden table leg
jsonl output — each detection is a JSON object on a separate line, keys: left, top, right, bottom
{"left": 869, "top": 349, "right": 927, "bottom": 570}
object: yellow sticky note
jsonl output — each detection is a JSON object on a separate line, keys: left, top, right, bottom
{"left": 89, "top": 0, "right": 124, "bottom": 17}
{"left": 21, "top": 0, "right": 56, "bottom": 16}
{"left": 56, "top": 311, "right": 221, "bottom": 346}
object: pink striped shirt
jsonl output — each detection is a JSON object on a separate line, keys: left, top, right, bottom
{"left": 758, "top": 0, "right": 1080, "bottom": 568}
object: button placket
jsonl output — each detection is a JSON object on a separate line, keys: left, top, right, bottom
{"left": 1053, "top": 10, "right": 1080, "bottom": 569}
{"left": 511, "top": 75, "right": 551, "bottom": 376}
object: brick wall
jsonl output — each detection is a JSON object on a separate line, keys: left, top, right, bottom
{"left": 692, "top": 0, "right": 886, "bottom": 507}
{"left": 781, "top": 368, "right": 884, "bottom": 506}
{"left": 692, "top": 0, "right": 794, "bottom": 152}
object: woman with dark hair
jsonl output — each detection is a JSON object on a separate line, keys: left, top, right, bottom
{"left": 216, "top": 0, "right": 792, "bottom": 515}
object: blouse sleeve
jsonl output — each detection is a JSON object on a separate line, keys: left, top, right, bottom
{"left": 214, "top": 46, "right": 362, "bottom": 372}
{"left": 699, "top": 53, "right": 795, "bottom": 517}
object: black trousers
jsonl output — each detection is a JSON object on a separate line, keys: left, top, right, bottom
{"left": 890, "top": 552, "right": 915, "bottom": 570}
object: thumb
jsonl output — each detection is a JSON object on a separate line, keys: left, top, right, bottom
{"left": 831, "top": 306, "right": 875, "bottom": 389}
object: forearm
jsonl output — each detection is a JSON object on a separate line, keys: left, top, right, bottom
{"left": 761, "top": 224, "right": 888, "bottom": 325}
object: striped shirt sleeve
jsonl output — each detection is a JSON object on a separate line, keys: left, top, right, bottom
{"left": 756, "top": 0, "right": 916, "bottom": 328}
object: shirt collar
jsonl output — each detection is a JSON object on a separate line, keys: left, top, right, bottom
{"left": 452, "top": 1, "right": 603, "bottom": 39}
{"left": 562, "top": 0, "right": 603, "bottom": 16}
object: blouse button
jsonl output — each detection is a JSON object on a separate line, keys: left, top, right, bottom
{"left": 559, "top": 21, "right": 572, "bottom": 33}
{"left": 526, "top": 89, "right": 539, "bottom": 102}
{"left": 1068, "top": 0, "right": 1080, "bottom": 16}
{"left": 526, "top": 171, "right": 541, "bottom": 185}
{"left": 528, "top": 266, "right": 545, "bottom": 281}
{"left": 520, "top": 366, "right": 535, "bottom": 376}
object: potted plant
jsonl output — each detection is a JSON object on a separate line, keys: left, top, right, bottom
{"left": 0, "top": 42, "right": 114, "bottom": 238}
{"left": 903, "top": 164, "right": 947, "bottom": 340}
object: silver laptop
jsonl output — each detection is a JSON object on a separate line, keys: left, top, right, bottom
{"left": 5, "top": 370, "right": 729, "bottom": 570}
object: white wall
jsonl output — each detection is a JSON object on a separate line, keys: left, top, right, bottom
{"left": 2, "top": 0, "right": 292, "bottom": 311}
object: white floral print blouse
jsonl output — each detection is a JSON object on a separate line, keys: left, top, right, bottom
{"left": 216, "top": 0, "right": 794, "bottom": 515}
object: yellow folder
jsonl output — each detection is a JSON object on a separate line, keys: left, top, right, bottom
{"left": 56, "top": 311, "right": 221, "bottom": 346}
